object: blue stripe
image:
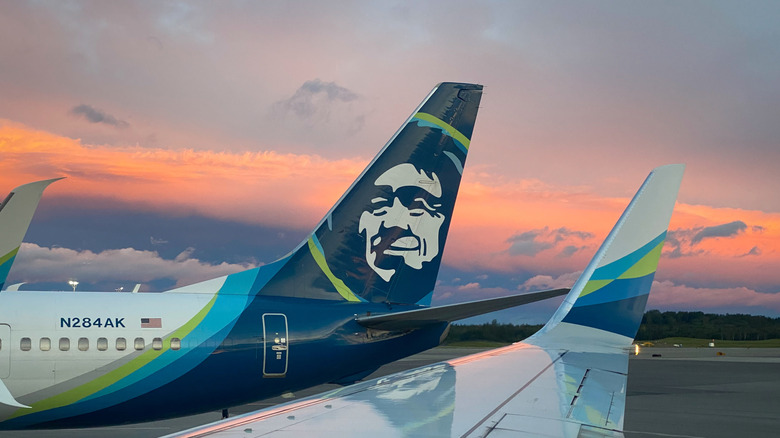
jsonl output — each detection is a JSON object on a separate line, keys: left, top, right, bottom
{"left": 563, "top": 294, "right": 649, "bottom": 338}
{"left": 574, "top": 273, "right": 655, "bottom": 307}
{"left": 590, "top": 231, "right": 666, "bottom": 281}
{"left": 9, "top": 261, "right": 293, "bottom": 427}
{"left": 310, "top": 234, "right": 326, "bottom": 255}
{"left": 0, "top": 254, "right": 15, "bottom": 290}
{"left": 416, "top": 290, "right": 433, "bottom": 307}
{"left": 443, "top": 151, "right": 464, "bottom": 175}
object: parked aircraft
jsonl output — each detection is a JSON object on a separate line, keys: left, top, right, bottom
{"left": 167, "top": 164, "right": 685, "bottom": 438}
{"left": 0, "top": 178, "right": 61, "bottom": 292}
{"left": 0, "top": 83, "right": 566, "bottom": 429}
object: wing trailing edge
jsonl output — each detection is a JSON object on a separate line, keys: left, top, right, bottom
{"left": 355, "top": 288, "right": 569, "bottom": 331}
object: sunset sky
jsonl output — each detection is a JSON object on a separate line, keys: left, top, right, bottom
{"left": 1, "top": 1, "right": 779, "bottom": 323}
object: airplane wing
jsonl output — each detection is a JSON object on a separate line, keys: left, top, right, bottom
{"left": 356, "top": 288, "right": 569, "bottom": 331}
{"left": 0, "top": 178, "right": 63, "bottom": 291}
{"left": 166, "top": 344, "right": 625, "bottom": 438}
{"left": 165, "top": 164, "right": 684, "bottom": 438}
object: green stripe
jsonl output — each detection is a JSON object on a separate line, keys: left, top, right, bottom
{"left": 0, "top": 247, "right": 19, "bottom": 266}
{"left": 11, "top": 292, "right": 220, "bottom": 418}
{"left": 413, "top": 112, "right": 470, "bottom": 149}
{"left": 618, "top": 240, "right": 664, "bottom": 279}
{"left": 578, "top": 239, "right": 665, "bottom": 298}
{"left": 578, "top": 279, "right": 612, "bottom": 298}
{"left": 307, "top": 237, "right": 362, "bottom": 302}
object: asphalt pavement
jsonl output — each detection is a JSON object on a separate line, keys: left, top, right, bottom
{"left": 1, "top": 347, "right": 778, "bottom": 437}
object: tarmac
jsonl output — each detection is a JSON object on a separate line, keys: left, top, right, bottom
{"left": 625, "top": 347, "right": 780, "bottom": 437}
{"left": 1, "top": 346, "right": 779, "bottom": 437}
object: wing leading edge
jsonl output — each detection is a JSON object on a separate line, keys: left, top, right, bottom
{"left": 166, "top": 165, "right": 684, "bottom": 438}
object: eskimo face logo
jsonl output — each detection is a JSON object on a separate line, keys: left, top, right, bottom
{"left": 359, "top": 163, "right": 446, "bottom": 282}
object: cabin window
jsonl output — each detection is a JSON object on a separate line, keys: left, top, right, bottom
{"left": 152, "top": 337, "right": 162, "bottom": 351}
{"left": 97, "top": 337, "right": 108, "bottom": 351}
{"left": 134, "top": 337, "right": 145, "bottom": 350}
{"left": 116, "top": 337, "right": 126, "bottom": 351}
{"left": 78, "top": 337, "right": 89, "bottom": 351}
{"left": 40, "top": 337, "right": 51, "bottom": 351}
{"left": 170, "top": 337, "right": 181, "bottom": 351}
{"left": 20, "top": 337, "right": 31, "bottom": 351}
{"left": 59, "top": 337, "right": 70, "bottom": 351}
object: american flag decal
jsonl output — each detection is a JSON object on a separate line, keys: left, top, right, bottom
{"left": 141, "top": 317, "right": 162, "bottom": 328}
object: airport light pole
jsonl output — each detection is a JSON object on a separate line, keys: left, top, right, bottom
{"left": 68, "top": 280, "right": 79, "bottom": 292}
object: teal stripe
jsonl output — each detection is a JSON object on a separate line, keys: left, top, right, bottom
{"left": 83, "top": 270, "right": 260, "bottom": 401}
{"left": 0, "top": 254, "right": 17, "bottom": 290}
{"left": 573, "top": 274, "right": 655, "bottom": 307}
{"left": 410, "top": 116, "right": 469, "bottom": 154}
{"left": 590, "top": 231, "right": 666, "bottom": 281}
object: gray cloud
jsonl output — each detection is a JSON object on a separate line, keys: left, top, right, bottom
{"left": 665, "top": 228, "right": 708, "bottom": 258}
{"left": 269, "top": 79, "right": 366, "bottom": 142}
{"left": 557, "top": 245, "right": 586, "bottom": 258}
{"left": 552, "top": 228, "right": 593, "bottom": 242}
{"left": 506, "top": 230, "right": 554, "bottom": 256}
{"left": 274, "top": 79, "right": 359, "bottom": 120}
{"left": 507, "top": 227, "right": 593, "bottom": 257}
{"left": 739, "top": 246, "right": 762, "bottom": 257}
{"left": 70, "top": 104, "right": 129, "bottom": 128}
{"left": 692, "top": 221, "right": 747, "bottom": 245}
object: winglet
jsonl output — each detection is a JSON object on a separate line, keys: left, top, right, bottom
{"left": 530, "top": 165, "right": 684, "bottom": 348}
{"left": 0, "top": 178, "right": 63, "bottom": 291}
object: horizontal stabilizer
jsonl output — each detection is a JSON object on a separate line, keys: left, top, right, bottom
{"left": 356, "top": 288, "right": 569, "bottom": 331}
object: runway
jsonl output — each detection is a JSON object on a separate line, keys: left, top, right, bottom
{"left": 1, "top": 347, "right": 778, "bottom": 437}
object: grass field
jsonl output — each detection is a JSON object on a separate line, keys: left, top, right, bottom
{"left": 445, "top": 338, "right": 780, "bottom": 348}
{"left": 647, "top": 337, "right": 780, "bottom": 348}
{"left": 442, "top": 340, "right": 508, "bottom": 348}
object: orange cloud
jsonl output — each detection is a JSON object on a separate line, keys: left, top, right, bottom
{"left": 443, "top": 173, "right": 780, "bottom": 295}
{"left": 0, "top": 120, "right": 366, "bottom": 228}
{"left": 3, "top": 120, "right": 779, "bottom": 297}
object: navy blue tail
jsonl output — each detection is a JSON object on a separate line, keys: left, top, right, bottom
{"left": 259, "top": 83, "right": 483, "bottom": 305}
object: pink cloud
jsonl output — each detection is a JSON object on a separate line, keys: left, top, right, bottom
{"left": 649, "top": 280, "right": 780, "bottom": 315}
{"left": 458, "top": 282, "right": 481, "bottom": 291}
{"left": 3, "top": 121, "right": 779, "bottom": 302}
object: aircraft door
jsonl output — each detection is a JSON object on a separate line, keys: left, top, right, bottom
{"left": 262, "top": 313, "right": 288, "bottom": 377}
{"left": 0, "top": 324, "right": 9, "bottom": 378}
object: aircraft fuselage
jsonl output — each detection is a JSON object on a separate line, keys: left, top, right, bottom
{"left": 0, "top": 290, "right": 447, "bottom": 429}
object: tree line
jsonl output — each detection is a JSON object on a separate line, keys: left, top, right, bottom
{"left": 636, "top": 310, "right": 780, "bottom": 341}
{"left": 444, "top": 311, "right": 780, "bottom": 344}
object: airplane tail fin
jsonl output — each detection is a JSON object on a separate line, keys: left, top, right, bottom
{"left": 530, "top": 165, "right": 684, "bottom": 348}
{"left": 258, "top": 83, "right": 483, "bottom": 305}
{"left": 0, "top": 178, "right": 63, "bottom": 290}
